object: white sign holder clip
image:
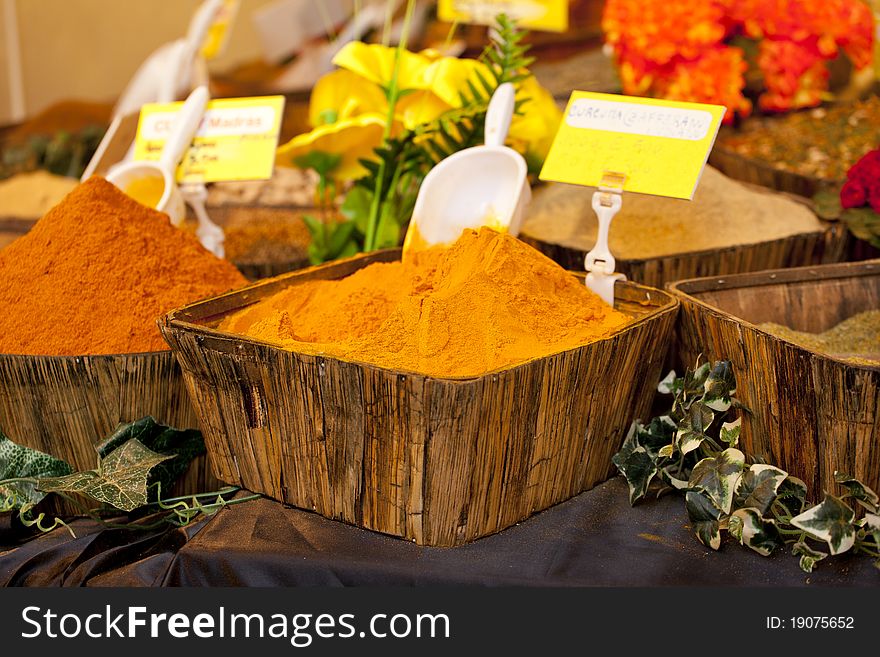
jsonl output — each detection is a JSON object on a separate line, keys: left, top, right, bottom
{"left": 584, "top": 171, "right": 626, "bottom": 307}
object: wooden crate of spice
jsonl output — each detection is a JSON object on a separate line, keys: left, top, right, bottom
{"left": 520, "top": 168, "right": 848, "bottom": 290}
{"left": 161, "top": 250, "right": 679, "bottom": 546}
{"left": 0, "top": 351, "right": 213, "bottom": 512}
{"left": 668, "top": 261, "right": 880, "bottom": 495}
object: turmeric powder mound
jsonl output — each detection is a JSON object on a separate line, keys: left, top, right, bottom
{"left": 0, "top": 177, "right": 247, "bottom": 355}
{"left": 221, "top": 228, "right": 631, "bottom": 378}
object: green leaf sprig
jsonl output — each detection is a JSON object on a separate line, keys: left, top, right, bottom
{"left": 613, "top": 359, "right": 880, "bottom": 573}
{"left": 0, "top": 418, "right": 259, "bottom": 538}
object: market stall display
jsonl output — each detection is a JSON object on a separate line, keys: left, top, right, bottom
{"left": 521, "top": 166, "right": 847, "bottom": 289}
{"left": 669, "top": 261, "right": 880, "bottom": 495}
{"left": 0, "top": 178, "right": 247, "bottom": 510}
{"left": 161, "top": 233, "right": 678, "bottom": 546}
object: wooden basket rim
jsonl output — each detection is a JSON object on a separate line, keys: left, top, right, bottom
{"left": 710, "top": 141, "right": 843, "bottom": 189}
{"left": 667, "top": 259, "right": 880, "bottom": 371}
{"left": 523, "top": 221, "right": 835, "bottom": 265}
{"left": 0, "top": 347, "right": 174, "bottom": 362}
{"left": 162, "top": 250, "right": 680, "bottom": 383}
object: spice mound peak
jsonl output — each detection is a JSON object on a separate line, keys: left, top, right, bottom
{"left": 221, "top": 227, "right": 631, "bottom": 378}
{"left": 0, "top": 176, "right": 248, "bottom": 356}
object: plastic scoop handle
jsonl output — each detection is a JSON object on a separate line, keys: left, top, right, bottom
{"left": 484, "top": 82, "right": 515, "bottom": 147}
{"left": 159, "top": 85, "right": 209, "bottom": 173}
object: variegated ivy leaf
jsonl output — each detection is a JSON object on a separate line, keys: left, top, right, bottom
{"left": 719, "top": 417, "right": 741, "bottom": 447}
{"left": 0, "top": 429, "right": 72, "bottom": 513}
{"left": 792, "top": 540, "right": 828, "bottom": 574}
{"left": 790, "top": 494, "right": 856, "bottom": 556}
{"left": 689, "top": 448, "right": 745, "bottom": 514}
{"left": 639, "top": 416, "right": 677, "bottom": 458}
{"left": 661, "top": 467, "right": 690, "bottom": 490}
{"left": 38, "top": 439, "right": 173, "bottom": 512}
{"left": 676, "top": 401, "right": 715, "bottom": 455}
{"left": 775, "top": 475, "right": 808, "bottom": 516}
{"left": 865, "top": 512, "right": 880, "bottom": 532}
{"left": 728, "top": 507, "right": 780, "bottom": 556}
{"left": 703, "top": 361, "right": 736, "bottom": 412}
{"left": 658, "top": 444, "right": 675, "bottom": 458}
{"left": 612, "top": 424, "right": 658, "bottom": 505}
{"left": 686, "top": 490, "right": 723, "bottom": 550}
{"left": 833, "top": 472, "right": 879, "bottom": 512}
{"left": 733, "top": 464, "right": 788, "bottom": 515}
{"left": 657, "top": 370, "right": 678, "bottom": 395}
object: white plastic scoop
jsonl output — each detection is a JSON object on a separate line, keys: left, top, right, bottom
{"left": 402, "top": 82, "right": 530, "bottom": 253}
{"left": 107, "top": 86, "right": 209, "bottom": 225}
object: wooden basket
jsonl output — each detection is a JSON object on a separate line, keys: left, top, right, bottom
{"left": 161, "top": 250, "right": 680, "bottom": 546}
{"left": 708, "top": 143, "right": 838, "bottom": 199}
{"left": 668, "top": 261, "right": 880, "bottom": 494}
{"left": 522, "top": 221, "right": 848, "bottom": 291}
{"left": 0, "top": 351, "right": 213, "bottom": 514}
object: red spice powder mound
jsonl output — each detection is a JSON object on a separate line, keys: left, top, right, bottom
{"left": 0, "top": 177, "right": 248, "bottom": 355}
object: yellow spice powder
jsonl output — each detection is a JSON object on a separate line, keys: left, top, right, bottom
{"left": 220, "top": 228, "right": 631, "bottom": 378}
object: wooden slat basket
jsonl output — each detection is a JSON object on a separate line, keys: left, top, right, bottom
{"left": 708, "top": 143, "right": 837, "bottom": 199}
{"left": 161, "top": 250, "right": 680, "bottom": 546}
{"left": 668, "top": 261, "right": 880, "bottom": 495}
{"left": 0, "top": 351, "right": 212, "bottom": 515}
{"left": 522, "top": 221, "right": 848, "bottom": 292}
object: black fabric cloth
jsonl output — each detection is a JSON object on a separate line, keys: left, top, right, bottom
{"left": 1, "top": 478, "right": 876, "bottom": 587}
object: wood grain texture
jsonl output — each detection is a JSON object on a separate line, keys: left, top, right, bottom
{"left": 162, "top": 250, "right": 679, "bottom": 546}
{"left": 0, "top": 350, "right": 213, "bottom": 515}
{"left": 669, "top": 260, "right": 880, "bottom": 495}
{"left": 522, "top": 221, "right": 848, "bottom": 291}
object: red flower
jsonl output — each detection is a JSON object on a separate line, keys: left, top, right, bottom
{"left": 840, "top": 180, "right": 866, "bottom": 209}
{"left": 847, "top": 149, "right": 880, "bottom": 186}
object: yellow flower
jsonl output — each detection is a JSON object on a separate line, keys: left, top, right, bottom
{"left": 507, "top": 75, "right": 563, "bottom": 166}
{"left": 308, "top": 69, "right": 387, "bottom": 128}
{"left": 276, "top": 113, "right": 387, "bottom": 182}
{"left": 332, "top": 41, "right": 431, "bottom": 92}
{"left": 395, "top": 90, "right": 452, "bottom": 130}
{"left": 422, "top": 57, "right": 495, "bottom": 107}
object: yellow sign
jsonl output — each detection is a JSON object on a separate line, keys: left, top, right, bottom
{"left": 134, "top": 96, "right": 286, "bottom": 184}
{"left": 438, "top": 0, "right": 568, "bottom": 32}
{"left": 539, "top": 92, "right": 726, "bottom": 200}
{"left": 201, "top": 0, "right": 240, "bottom": 60}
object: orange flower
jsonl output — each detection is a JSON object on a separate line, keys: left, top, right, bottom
{"left": 602, "top": 0, "right": 874, "bottom": 118}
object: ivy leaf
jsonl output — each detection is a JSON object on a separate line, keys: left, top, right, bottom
{"left": 612, "top": 424, "right": 658, "bottom": 505}
{"left": 0, "top": 429, "right": 72, "bottom": 513}
{"left": 775, "top": 475, "right": 808, "bottom": 516}
{"left": 660, "top": 466, "right": 690, "bottom": 490}
{"left": 703, "top": 361, "right": 737, "bottom": 412}
{"left": 733, "top": 464, "right": 788, "bottom": 514}
{"left": 657, "top": 370, "right": 678, "bottom": 395}
{"left": 686, "top": 490, "right": 723, "bottom": 550}
{"left": 719, "top": 417, "right": 741, "bottom": 447}
{"left": 96, "top": 417, "right": 205, "bottom": 503}
{"left": 833, "top": 471, "right": 879, "bottom": 512}
{"left": 792, "top": 540, "right": 828, "bottom": 573}
{"left": 38, "top": 439, "right": 173, "bottom": 512}
{"left": 728, "top": 507, "right": 780, "bottom": 556}
{"left": 689, "top": 448, "right": 745, "bottom": 514}
{"left": 790, "top": 494, "right": 856, "bottom": 556}
{"left": 676, "top": 401, "right": 715, "bottom": 455}
{"left": 640, "top": 416, "right": 677, "bottom": 458}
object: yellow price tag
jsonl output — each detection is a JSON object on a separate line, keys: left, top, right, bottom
{"left": 201, "top": 0, "right": 240, "bottom": 60}
{"left": 133, "top": 96, "right": 286, "bottom": 184}
{"left": 539, "top": 92, "right": 726, "bottom": 200}
{"left": 438, "top": 0, "right": 568, "bottom": 32}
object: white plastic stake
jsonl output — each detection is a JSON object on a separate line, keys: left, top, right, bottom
{"left": 584, "top": 178, "right": 626, "bottom": 307}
